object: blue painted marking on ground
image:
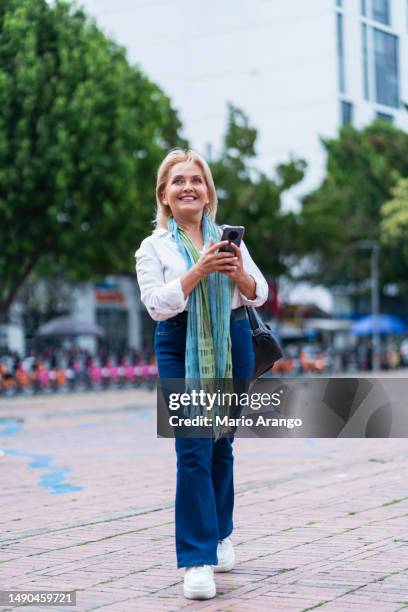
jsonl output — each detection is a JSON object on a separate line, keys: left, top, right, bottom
{"left": 39, "top": 467, "right": 82, "bottom": 494}
{"left": 0, "top": 420, "right": 23, "bottom": 436}
{"left": 129, "top": 410, "right": 152, "bottom": 420}
{"left": 29, "top": 454, "right": 53, "bottom": 469}
{"left": 5, "top": 449, "right": 82, "bottom": 495}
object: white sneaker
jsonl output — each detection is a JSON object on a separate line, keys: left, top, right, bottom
{"left": 214, "top": 537, "right": 235, "bottom": 572}
{"left": 183, "top": 565, "right": 216, "bottom": 600}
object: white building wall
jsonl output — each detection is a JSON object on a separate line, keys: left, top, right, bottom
{"left": 116, "top": 277, "right": 141, "bottom": 351}
{"left": 0, "top": 325, "right": 25, "bottom": 355}
{"left": 72, "top": 282, "right": 97, "bottom": 352}
{"left": 81, "top": 0, "right": 339, "bottom": 203}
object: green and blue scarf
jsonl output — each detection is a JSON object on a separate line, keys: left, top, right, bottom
{"left": 168, "top": 214, "right": 235, "bottom": 437}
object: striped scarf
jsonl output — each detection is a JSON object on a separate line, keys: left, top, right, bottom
{"left": 168, "top": 214, "right": 235, "bottom": 438}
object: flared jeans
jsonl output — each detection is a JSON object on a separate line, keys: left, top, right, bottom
{"left": 154, "top": 309, "right": 254, "bottom": 568}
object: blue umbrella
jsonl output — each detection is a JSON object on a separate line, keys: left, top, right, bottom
{"left": 350, "top": 314, "right": 407, "bottom": 336}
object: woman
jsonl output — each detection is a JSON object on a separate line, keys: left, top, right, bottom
{"left": 135, "top": 149, "right": 268, "bottom": 600}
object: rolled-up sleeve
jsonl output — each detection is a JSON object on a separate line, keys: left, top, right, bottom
{"left": 135, "top": 239, "right": 188, "bottom": 321}
{"left": 239, "top": 241, "right": 269, "bottom": 307}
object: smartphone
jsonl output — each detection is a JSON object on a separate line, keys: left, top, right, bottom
{"left": 218, "top": 225, "right": 245, "bottom": 253}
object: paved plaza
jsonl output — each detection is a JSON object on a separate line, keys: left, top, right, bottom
{"left": 0, "top": 387, "right": 408, "bottom": 611}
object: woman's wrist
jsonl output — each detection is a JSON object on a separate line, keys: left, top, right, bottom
{"left": 237, "top": 271, "right": 256, "bottom": 300}
{"left": 193, "top": 261, "right": 206, "bottom": 281}
{"left": 180, "top": 264, "right": 205, "bottom": 299}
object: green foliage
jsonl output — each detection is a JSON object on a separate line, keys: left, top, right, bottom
{"left": 211, "top": 104, "right": 306, "bottom": 277}
{"left": 0, "top": 0, "right": 186, "bottom": 320}
{"left": 300, "top": 120, "right": 408, "bottom": 287}
{"left": 381, "top": 177, "right": 408, "bottom": 246}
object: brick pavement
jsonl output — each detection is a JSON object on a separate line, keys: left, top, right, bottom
{"left": 0, "top": 388, "right": 407, "bottom": 611}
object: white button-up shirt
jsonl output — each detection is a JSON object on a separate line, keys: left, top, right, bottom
{"left": 135, "top": 227, "right": 269, "bottom": 321}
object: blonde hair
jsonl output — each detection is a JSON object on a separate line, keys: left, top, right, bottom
{"left": 154, "top": 148, "right": 218, "bottom": 228}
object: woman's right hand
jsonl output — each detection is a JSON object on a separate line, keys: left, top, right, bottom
{"left": 195, "top": 239, "right": 238, "bottom": 278}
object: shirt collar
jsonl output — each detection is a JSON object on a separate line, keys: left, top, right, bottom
{"left": 153, "top": 227, "right": 169, "bottom": 237}
{"left": 153, "top": 224, "right": 221, "bottom": 238}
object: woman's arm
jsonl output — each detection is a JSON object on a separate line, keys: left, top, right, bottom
{"left": 236, "top": 272, "right": 256, "bottom": 301}
{"left": 179, "top": 266, "right": 204, "bottom": 299}
{"left": 223, "top": 241, "right": 268, "bottom": 307}
{"left": 135, "top": 239, "right": 189, "bottom": 321}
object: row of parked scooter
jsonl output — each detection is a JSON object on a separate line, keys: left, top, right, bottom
{"left": 0, "top": 351, "right": 158, "bottom": 396}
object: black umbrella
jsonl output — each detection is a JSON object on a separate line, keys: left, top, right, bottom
{"left": 36, "top": 316, "right": 105, "bottom": 338}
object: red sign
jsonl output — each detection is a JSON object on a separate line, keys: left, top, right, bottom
{"left": 94, "top": 290, "right": 125, "bottom": 305}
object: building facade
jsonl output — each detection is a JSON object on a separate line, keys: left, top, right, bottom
{"left": 71, "top": 277, "right": 143, "bottom": 354}
{"left": 337, "top": 0, "right": 408, "bottom": 131}
{"left": 0, "top": 277, "right": 144, "bottom": 356}
{"left": 81, "top": 0, "right": 408, "bottom": 203}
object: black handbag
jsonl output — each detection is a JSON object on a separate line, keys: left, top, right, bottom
{"left": 246, "top": 307, "right": 283, "bottom": 379}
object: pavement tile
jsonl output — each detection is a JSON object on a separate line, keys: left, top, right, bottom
{"left": 1, "top": 388, "right": 408, "bottom": 611}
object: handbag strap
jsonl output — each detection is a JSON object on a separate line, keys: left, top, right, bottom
{"left": 246, "top": 306, "right": 261, "bottom": 332}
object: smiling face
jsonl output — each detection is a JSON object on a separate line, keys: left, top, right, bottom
{"left": 161, "top": 161, "right": 210, "bottom": 224}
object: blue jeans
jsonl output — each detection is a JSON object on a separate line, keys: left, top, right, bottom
{"left": 154, "top": 312, "right": 254, "bottom": 568}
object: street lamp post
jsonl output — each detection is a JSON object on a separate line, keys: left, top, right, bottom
{"left": 371, "top": 241, "right": 380, "bottom": 371}
{"left": 354, "top": 240, "right": 380, "bottom": 371}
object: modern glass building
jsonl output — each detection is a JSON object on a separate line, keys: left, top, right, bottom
{"left": 339, "top": 0, "right": 402, "bottom": 125}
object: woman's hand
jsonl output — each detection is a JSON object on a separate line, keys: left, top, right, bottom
{"left": 222, "top": 242, "right": 257, "bottom": 300}
{"left": 181, "top": 240, "right": 256, "bottom": 299}
{"left": 195, "top": 239, "right": 239, "bottom": 278}
{"left": 220, "top": 242, "right": 245, "bottom": 282}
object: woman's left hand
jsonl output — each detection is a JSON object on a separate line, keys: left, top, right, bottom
{"left": 222, "top": 243, "right": 257, "bottom": 300}
{"left": 221, "top": 242, "right": 245, "bottom": 282}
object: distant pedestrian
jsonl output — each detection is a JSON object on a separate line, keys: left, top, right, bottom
{"left": 135, "top": 149, "right": 268, "bottom": 599}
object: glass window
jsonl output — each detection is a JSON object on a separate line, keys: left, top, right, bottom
{"left": 372, "top": 0, "right": 390, "bottom": 24}
{"left": 376, "top": 111, "right": 394, "bottom": 122}
{"left": 336, "top": 0, "right": 343, "bottom": 6}
{"left": 361, "top": 0, "right": 367, "bottom": 15}
{"left": 337, "top": 13, "right": 345, "bottom": 93}
{"left": 96, "top": 309, "right": 129, "bottom": 352}
{"left": 362, "top": 24, "right": 369, "bottom": 99}
{"left": 374, "top": 28, "right": 399, "bottom": 108}
{"left": 341, "top": 101, "right": 353, "bottom": 125}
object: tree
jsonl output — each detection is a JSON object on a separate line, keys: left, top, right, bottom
{"left": 210, "top": 104, "right": 306, "bottom": 277}
{"left": 0, "top": 0, "right": 186, "bottom": 321}
{"left": 17, "top": 272, "right": 77, "bottom": 346}
{"left": 381, "top": 177, "right": 408, "bottom": 261}
{"left": 299, "top": 120, "right": 408, "bottom": 290}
